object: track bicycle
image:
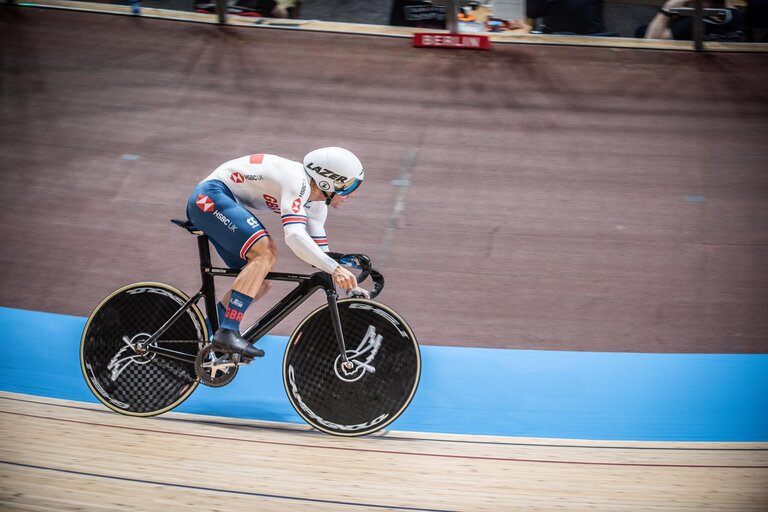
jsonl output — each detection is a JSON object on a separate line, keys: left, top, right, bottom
{"left": 80, "top": 219, "right": 421, "bottom": 436}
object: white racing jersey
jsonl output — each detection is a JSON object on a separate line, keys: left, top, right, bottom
{"left": 202, "top": 153, "right": 338, "bottom": 274}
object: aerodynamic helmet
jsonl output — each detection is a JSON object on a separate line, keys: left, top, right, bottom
{"left": 303, "top": 147, "right": 364, "bottom": 199}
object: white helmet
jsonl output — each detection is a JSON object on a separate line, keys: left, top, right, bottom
{"left": 303, "top": 147, "right": 364, "bottom": 198}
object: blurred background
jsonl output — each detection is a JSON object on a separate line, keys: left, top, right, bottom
{"left": 1, "top": 1, "right": 767, "bottom": 509}
{"left": 19, "top": 0, "right": 768, "bottom": 42}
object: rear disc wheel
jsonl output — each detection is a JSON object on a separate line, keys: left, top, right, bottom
{"left": 80, "top": 282, "right": 207, "bottom": 416}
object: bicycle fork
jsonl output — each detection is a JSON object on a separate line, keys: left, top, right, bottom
{"left": 326, "top": 289, "right": 354, "bottom": 371}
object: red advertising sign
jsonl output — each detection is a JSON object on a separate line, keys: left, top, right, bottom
{"left": 413, "top": 33, "right": 491, "bottom": 50}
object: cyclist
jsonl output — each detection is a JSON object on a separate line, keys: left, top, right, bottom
{"left": 186, "top": 147, "right": 364, "bottom": 359}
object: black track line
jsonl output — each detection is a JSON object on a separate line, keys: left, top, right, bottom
{"left": 2, "top": 409, "right": 767, "bottom": 468}
{"left": 0, "top": 460, "right": 457, "bottom": 512}
{"left": 2, "top": 394, "right": 766, "bottom": 452}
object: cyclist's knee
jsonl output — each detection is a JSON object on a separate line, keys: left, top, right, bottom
{"left": 245, "top": 237, "right": 276, "bottom": 268}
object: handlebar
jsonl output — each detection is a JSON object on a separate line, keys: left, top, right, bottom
{"left": 327, "top": 252, "right": 385, "bottom": 300}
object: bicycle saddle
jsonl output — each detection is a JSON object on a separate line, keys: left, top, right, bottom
{"left": 171, "top": 218, "right": 203, "bottom": 235}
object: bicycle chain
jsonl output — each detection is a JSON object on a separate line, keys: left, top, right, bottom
{"left": 148, "top": 339, "right": 203, "bottom": 344}
{"left": 144, "top": 340, "right": 203, "bottom": 384}
{"left": 144, "top": 340, "right": 237, "bottom": 388}
{"left": 150, "top": 356, "right": 197, "bottom": 384}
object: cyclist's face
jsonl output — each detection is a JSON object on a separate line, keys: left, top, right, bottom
{"left": 330, "top": 191, "right": 354, "bottom": 209}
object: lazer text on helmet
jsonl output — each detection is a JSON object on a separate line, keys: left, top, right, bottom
{"left": 305, "top": 163, "right": 346, "bottom": 182}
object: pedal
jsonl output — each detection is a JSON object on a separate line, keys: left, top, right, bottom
{"left": 237, "top": 354, "right": 255, "bottom": 366}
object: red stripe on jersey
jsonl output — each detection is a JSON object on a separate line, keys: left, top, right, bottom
{"left": 250, "top": 154, "right": 265, "bottom": 164}
{"left": 240, "top": 229, "right": 268, "bottom": 260}
{"left": 281, "top": 216, "right": 307, "bottom": 225}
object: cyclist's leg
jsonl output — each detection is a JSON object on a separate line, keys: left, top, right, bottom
{"left": 186, "top": 180, "right": 272, "bottom": 357}
{"left": 233, "top": 235, "right": 277, "bottom": 296}
{"left": 211, "top": 229, "right": 276, "bottom": 315}
{"left": 197, "top": 234, "right": 273, "bottom": 338}
{"left": 213, "top": 238, "right": 277, "bottom": 357}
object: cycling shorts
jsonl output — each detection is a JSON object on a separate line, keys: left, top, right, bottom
{"left": 186, "top": 180, "right": 270, "bottom": 269}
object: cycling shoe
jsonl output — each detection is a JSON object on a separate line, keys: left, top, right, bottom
{"left": 212, "top": 328, "right": 265, "bottom": 358}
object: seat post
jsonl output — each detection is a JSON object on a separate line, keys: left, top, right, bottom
{"left": 196, "top": 234, "right": 219, "bottom": 332}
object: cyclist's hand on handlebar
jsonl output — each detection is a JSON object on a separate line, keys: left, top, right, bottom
{"left": 332, "top": 265, "right": 357, "bottom": 290}
{"left": 347, "top": 286, "right": 370, "bottom": 300}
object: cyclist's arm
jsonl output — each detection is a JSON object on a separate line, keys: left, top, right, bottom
{"left": 283, "top": 223, "right": 338, "bottom": 273}
{"left": 279, "top": 180, "right": 338, "bottom": 274}
{"left": 306, "top": 202, "right": 330, "bottom": 252}
{"left": 283, "top": 225, "right": 356, "bottom": 288}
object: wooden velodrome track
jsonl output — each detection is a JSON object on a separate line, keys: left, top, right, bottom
{"left": 1, "top": 392, "right": 767, "bottom": 511}
{"left": 1, "top": 5, "right": 768, "bottom": 511}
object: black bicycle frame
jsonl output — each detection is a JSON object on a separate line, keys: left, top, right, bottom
{"left": 144, "top": 230, "right": 349, "bottom": 364}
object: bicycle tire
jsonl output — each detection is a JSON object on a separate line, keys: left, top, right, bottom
{"left": 80, "top": 282, "right": 207, "bottom": 416}
{"left": 283, "top": 298, "right": 420, "bottom": 436}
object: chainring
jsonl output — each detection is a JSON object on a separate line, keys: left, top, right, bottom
{"left": 194, "top": 344, "right": 239, "bottom": 388}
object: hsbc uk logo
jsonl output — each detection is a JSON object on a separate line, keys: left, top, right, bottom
{"left": 291, "top": 198, "right": 302, "bottom": 213}
{"left": 196, "top": 196, "right": 236, "bottom": 231}
{"left": 213, "top": 210, "right": 237, "bottom": 232}
{"left": 196, "top": 195, "right": 215, "bottom": 213}
{"left": 230, "top": 172, "right": 263, "bottom": 183}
